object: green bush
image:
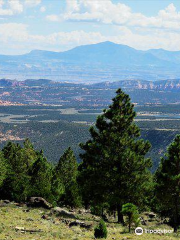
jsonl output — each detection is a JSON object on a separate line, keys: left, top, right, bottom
{"left": 94, "top": 219, "right": 107, "bottom": 239}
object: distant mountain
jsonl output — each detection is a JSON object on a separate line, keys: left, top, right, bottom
{"left": 0, "top": 79, "right": 22, "bottom": 87}
{"left": 147, "top": 49, "right": 180, "bottom": 64}
{"left": 23, "top": 79, "right": 55, "bottom": 87}
{"left": 0, "top": 41, "right": 180, "bottom": 82}
{"left": 3, "top": 41, "right": 173, "bottom": 66}
{"left": 1, "top": 78, "right": 180, "bottom": 91}
{"left": 93, "top": 79, "right": 180, "bottom": 91}
{"left": 58, "top": 41, "right": 173, "bottom": 66}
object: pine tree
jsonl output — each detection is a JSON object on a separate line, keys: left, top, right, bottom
{"left": 79, "top": 89, "right": 152, "bottom": 222}
{"left": 1, "top": 142, "right": 31, "bottom": 201}
{"left": 55, "top": 147, "right": 81, "bottom": 207}
{"left": 155, "top": 134, "right": 180, "bottom": 232}
{"left": 0, "top": 151, "right": 7, "bottom": 188}
{"left": 94, "top": 219, "right": 108, "bottom": 239}
{"left": 51, "top": 169, "right": 65, "bottom": 205}
{"left": 29, "top": 151, "right": 53, "bottom": 201}
{"left": 122, "top": 203, "right": 140, "bottom": 232}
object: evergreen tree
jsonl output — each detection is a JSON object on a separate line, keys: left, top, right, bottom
{"left": 51, "top": 168, "right": 65, "bottom": 205}
{"left": 155, "top": 134, "right": 180, "bottom": 232}
{"left": 122, "top": 203, "right": 140, "bottom": 232}
{"left": 79, "top": 89, "right": 152, "bottom": 222}
{"left": 0, "top": 151, "right": 7, "bottom": 188}
{"left": 29, "top": 150, "right": 53, "bottom": 201}
{"left": 1, "top": 142, "right": 31, "bottom": 201}
{"left": 55, "top": 147, "right": 81, "bottom": 207}
{"left": 22, "top": 139, "right": 37, "bottom": 168}
{"left": 94, "top": 219, "right": 108, "bottom": 239}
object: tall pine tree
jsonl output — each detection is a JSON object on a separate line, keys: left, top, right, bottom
{"left": 1, "top": 142, "right": 31, "bottom": 201}
{"left": 0, "top": 151, "right": 7, "bottom": 188}
{"left": 155, "top": 134, "right": 180, "bottom": 232}
{"left": 55, "top": 147, "right": 81, "bottom": 207}
{"left": 79, "top": 89, "right": 152, "bottom": 222}
{"left": 29, "top": 150, "right": 53, "bottom": 201}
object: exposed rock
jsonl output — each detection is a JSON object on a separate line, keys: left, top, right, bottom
{"left": 26, "top": 218, "right": 33, "bottom": 222}
{"left": 140, "top": 216, "right": 147, "bottom": 225}
{"left": 69, "top": 220, "right": 92, "bottom": 229}
{"left": 3, "top": 200, "right": 10, "bottom": 204}
{"left": 15, "top": 226, "right": 43, "bottom": 233}
{"left": 15, "top": 226, "right": 25, "bottom": 231}
{"left": 27, "top": 197, "right": 52, "bottom": 209}
{"left": 78, "top": 209, "right": 91, "bottom": 214}
{"left": 51, "top": 207, "right": 76, "bottom": 219}
{"left": 148, "top": 212, "right": 156, "bottom": 219}
{"left": 0, "top": 202, "right": 7, "bottom": 207}
{"left": 144, "top": 212, "right": 156, "bottom": 219}
{"left": 14, "top": 202, "right": 26, "bottom": 207}
{"left": 23, "top": 209, "right": 30, "bottom": 212}
{"left": 78, "top": 209, "right": 85, "bottom": 214}
{"left": 62, "top": 219, "right": 71, "bottom": 225}
{"left": 42, "top": 214, "right": 51, "bottom": 220}
{"left": 0, "top": 200, "right": 11, "bottom": 207}
{"left": 162, "top": 218, "right": 168, "bottom": 224}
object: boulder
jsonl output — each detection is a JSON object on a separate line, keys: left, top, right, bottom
{"left": 51, "top": 207, "right": 76, "bottom": 219}
{"left": 69, "top": 220, "right": 92, "bottom": 229}
{"left": 27, "top": 197, "right": 52, "bottom": 209}
{"left": 144, "top": 212, "right": 156, "bottom": 218}
{"left": 148, "top": 212, "right": 156, "bottom": 219}
{"left": 0, "top": 200, "right": 11, "bottom": 207}
{"left": 3, "top": 200, "right": 10, "bottom": 204}
{"left": 139, "top": 216, "right": 147, "bottom": 225}
{"left": 42, "top": 214, "right": 51, "bottom": 220}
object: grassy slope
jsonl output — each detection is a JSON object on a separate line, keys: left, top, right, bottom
{"left": 0, "top": 204, "right": 179, "bottom": 240}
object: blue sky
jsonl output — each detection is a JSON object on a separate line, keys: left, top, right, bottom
{"left": 0, "top": 0, "right": 180, "bottom": 54}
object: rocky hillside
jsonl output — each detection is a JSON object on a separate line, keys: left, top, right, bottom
{"left": 0, "top": 199, "right": 177, "bottom": 240}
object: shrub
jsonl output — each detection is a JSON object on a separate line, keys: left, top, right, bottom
{"left": 94, "top": 219, "right": 107, "bottom": 239}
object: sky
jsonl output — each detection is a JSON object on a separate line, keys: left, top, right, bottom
{"left": 1, "top": 0, "right": 180, "bottom": 54}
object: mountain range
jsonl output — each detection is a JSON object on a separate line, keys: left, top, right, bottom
{"left": 1, "top": 78, "right": 180, "bottom": 91}
{"left": 0, "top": 41, "right": 180, "bottom": 82}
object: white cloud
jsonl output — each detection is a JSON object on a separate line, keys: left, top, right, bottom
{"left": 46, "top": 1, "right": 180, "bottom": 31}
{"left": 0, "top": 0, "right": 4, "bottom": 8}
{"left": 0, "top": 23, "right": 28, "bottom": 43}
{"left": 66, "top": 0, "right": 80, "bottom": 13}
{"left": 0, "top": 0, "right": 23, "bottom": 16}
{"left": 2, "top": 0, "right": 180, "bottom": 54}
{"left": 0, "top": 23, "right": 105, "bottom": 54}
{"left": 24, "top": 0, "right": 41, "bottom": 7}
{"left": 0, "top": 0, "right": 41, "bottom": 16}
{"left": 46, "top": 14, "right": 59, "bottom": 22}
{"left": 8, "top": 0, "right": 23, "bottom": 14}
{"left": 2, "top": 21, "right": 180, "bottom": 54}
{"left": 40, "top": 6, "right": 46, "bottom": 12}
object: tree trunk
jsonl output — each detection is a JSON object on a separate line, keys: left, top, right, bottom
{"left": 101, "top": 207, "right": 104, "bottom": 217}
{"left": 174, "top": 196, "right": 178, "bottom": 233}
{"left": 174, "top": 226, "right": 178, "bottom": 233}
{"left": 129, "top": 221, "right": 131, "bottom": 233}
{"left": 117, "top": 205, "right": 124, "bottom": 224}
{"left": 113, "top": 211, "right": 116, "bottom": 219}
